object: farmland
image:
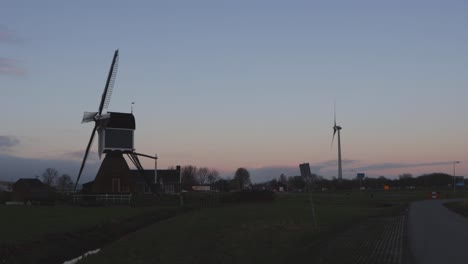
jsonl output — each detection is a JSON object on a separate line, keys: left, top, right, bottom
{"left": 2, "top": 190, "right": 468, "bottom": 264}
{"left": 80, "top": 190, "right": 429, "bottom": 264}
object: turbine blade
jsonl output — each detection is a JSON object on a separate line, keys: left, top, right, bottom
{"left": 331, "top": 128, "right": 337, "bottom": 149}
{"left": 334, "top": 101, "right": 336, "bottom": 126}
{"left": 74, "top": 124, "right": 98, "bottom": 191}
{"left": 98, "top": 50, "right": 119, "bottom": 115}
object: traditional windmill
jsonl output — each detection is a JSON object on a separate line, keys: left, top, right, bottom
{"left": 74, "top": 50, "right": 157, "bottom": 193}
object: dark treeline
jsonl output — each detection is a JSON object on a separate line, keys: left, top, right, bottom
{"left": 250, "top": 172, "right": 464, "bottom": 192}
{"left": 181, "top": 165, "right": 463, "bottom": 192}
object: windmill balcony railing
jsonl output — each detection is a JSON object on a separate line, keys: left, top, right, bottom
{"left": 72, "top": 194, "right": 132, "bottom": 205}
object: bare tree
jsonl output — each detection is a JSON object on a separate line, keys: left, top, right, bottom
{"left": 196, "top": 167, "right": 209, "bottom": 185}
{"left": 279, "top": 173, "right": 287, "bottom": 184}
{"left": 181, "top": 165, "right": 198, "bottom": 185}
{"left": 42, "top": 168, "right": 58, "bottom": 186}
{"left": 207, "top": 169, "right": 220, "bottom": 184}
{"left": 57, "top": 174, "right": 73, "bottom": 192}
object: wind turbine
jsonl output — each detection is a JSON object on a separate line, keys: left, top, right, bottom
{"left": 331, "top": 104, "right": 343, "bottom": 182}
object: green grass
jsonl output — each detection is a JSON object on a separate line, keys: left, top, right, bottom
{"left": 444, "top": 200, "right": 468, "bottom": 217}
{"left": 0, "top": 205, "right": 175, "bottom": 244}
{"left": 80, "top": 190, "right": 427, "bottom": 264}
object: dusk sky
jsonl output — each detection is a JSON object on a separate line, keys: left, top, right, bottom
{"left": 1, "top": 0, "right": 467, "bottom": 183}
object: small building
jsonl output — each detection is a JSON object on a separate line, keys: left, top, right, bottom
{"left": 130, "top": 170, "right": 156, "bottom": 194}
{"left": 156, "top": 166, "right": 181, "bottom": 194}
{"left": 130, "top": 166, "right": 181, "bottom": 194}
{"left": 12, "top": 178, "right": 53, "bottom": 203}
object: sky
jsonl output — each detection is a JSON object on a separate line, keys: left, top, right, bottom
{"left": 1, "top": 0, "right": 467, "bottom": 183}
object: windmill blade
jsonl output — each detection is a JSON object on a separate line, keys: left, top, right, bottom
{"left": 81, "top": 111, "right": 98, "bottom": 123}
{"left": 98, "top": 49, "right": 119, "bottom": 115}
{"left": 74, "top": 124, "right": 98, "bottom": 191}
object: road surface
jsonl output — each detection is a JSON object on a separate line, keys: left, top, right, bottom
{"left": 408, "top": 199, "right": 468, "bottom": 264}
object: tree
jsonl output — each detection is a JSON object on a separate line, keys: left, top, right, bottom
{"left": 181, "top": 165, "right": 197, "bottom": 185}
{"left": 213, "top": 178, "right": 229, "bottom": 192}
{"left": 57, "top": 174, "right": 73, "bottom": 192}
{"left": 196, "top": 167, "right": 209, "bottom": 185}
{"left": 288, "top": 176, "right": 306, "bottom": 190}
{"left": 233, "top": 167, "right": 251, "bottom": 189}
{"left": 279, "top": 174, "right": 287, "bottom": 184}
{"left": 399, "top": 173, "right": 413, "bottom": 179}
{"left": 42, "top": 168, "right": 58, "bottom": 186}
{"left": 207, "top": 169, "right": 220, "bottom": 184}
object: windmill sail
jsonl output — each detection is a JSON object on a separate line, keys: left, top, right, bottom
{"left": 74, "top": 50, "right": 119, "bottom": 191}
{"left": 98, "top": 49, "right": 119, "bottom": 115}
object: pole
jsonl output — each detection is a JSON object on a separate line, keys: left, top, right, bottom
{"left": 453, "top": 162, "right": 456, "bottom": 192}
{"left": 154, "top": 154, "right": 158, "bottom": 181}
{"left": 337, "top": 129, "right": 343, "bottom": 182}
{"left": 453, "top": 161, "right": 460, "bottom": 192}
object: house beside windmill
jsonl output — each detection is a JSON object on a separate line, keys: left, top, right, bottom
{"left": 12, "top": 178, "right": 54, "bottom": 203}
{"left": 156, "top": 166, "right": 181, "bottom": 194}
{"left": 130, "top": 166, "right": 181, "bottom": 194}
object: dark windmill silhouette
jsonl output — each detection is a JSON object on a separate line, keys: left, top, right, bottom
{"left": 74, "top": 50, "right": 156, "bottom": 193}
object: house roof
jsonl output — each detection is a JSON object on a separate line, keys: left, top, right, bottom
{"left": 130, "top": 169, "right": 180, "bottom": 184}
{"left": 13, "top": 178, "right": 46, "bottom": 188}
{"left": 130, "top": 170, "right": 156, "bottom": 184}
{"left": 157, "top": 169, "right": 180, "bottom": 183}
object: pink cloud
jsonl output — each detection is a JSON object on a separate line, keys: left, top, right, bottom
{"left": 0, "top": 57, "right": 26, "bottom": 75}
{"left": 0, "top": 25, "right": 19, "bottom": 43}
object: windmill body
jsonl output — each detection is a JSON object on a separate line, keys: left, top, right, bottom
{"left": 97, "top": 112, "right": 135, "bottom": 157}
{"left": 74, "top": 50, "right": 156, "bottom": 194}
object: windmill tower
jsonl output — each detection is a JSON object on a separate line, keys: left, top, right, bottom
{"left": 331, "top": 104, "right": 343, "bottom": 182}
{"left": 74, "top": 50, "right": 156, "bottom": 193}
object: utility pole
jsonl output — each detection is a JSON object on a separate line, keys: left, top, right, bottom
{"left": 453, "top": 161, "right": 460, "bottom": 192}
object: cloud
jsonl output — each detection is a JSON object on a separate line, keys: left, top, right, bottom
{"left": 0, "top": 25, "right": 20, "bottom": 43}
{"left": 0, "top": 135, "right": 19, "bottom": 150}
{"left": 0, "top": 57, "right": 26, "bottom": 75}
{"left": 62, "top": 150, "right": 99, "bottom": 162}
{"left": 308, "top": 159, "right": 358, "bottom": 172}
{"left": 349, "top": 161, "right": 455, "bottom": 172}
{"left": 0, "top": 153, "right": 100, "bottom": 183}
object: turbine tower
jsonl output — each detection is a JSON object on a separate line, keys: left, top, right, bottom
{"left": 332, "top": 105, "right": 343, "bottom": 182}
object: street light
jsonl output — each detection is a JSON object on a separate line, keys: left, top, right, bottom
{"left": 453, "top": 161, "right": 460, "bottom": 192}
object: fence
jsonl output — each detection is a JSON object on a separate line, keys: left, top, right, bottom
{"left": 72, "top": 194, "right": 132, "bottom": 206}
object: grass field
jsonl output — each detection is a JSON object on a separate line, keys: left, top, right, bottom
{"left": 0, "top": 205, "right": 177, "bottom": 244}
{"left": 4, "top": 190, "right": 468, "bottom": 263}
{"left": 78, "top": 190, "right": 428, "bottom": 264}
{"left": 444, "top": 199, "right": 468, "bottom": 218}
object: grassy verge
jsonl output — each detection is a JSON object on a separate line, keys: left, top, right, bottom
{"left": 0, "top": 205, "right": 177, "bottom": 244}
{"left": 444, "top": 200, "right": 468, "bottom": 217}
{"left": 80, "top": 190, "right": 425, "bottom": 264}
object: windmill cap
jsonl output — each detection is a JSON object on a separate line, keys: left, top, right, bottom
{"left": 101, "top": 112, "right": 135, "bottom": 129}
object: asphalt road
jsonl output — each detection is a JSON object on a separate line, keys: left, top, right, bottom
{"left": 408, "top": 199, "right": 468, "bottom": 264}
